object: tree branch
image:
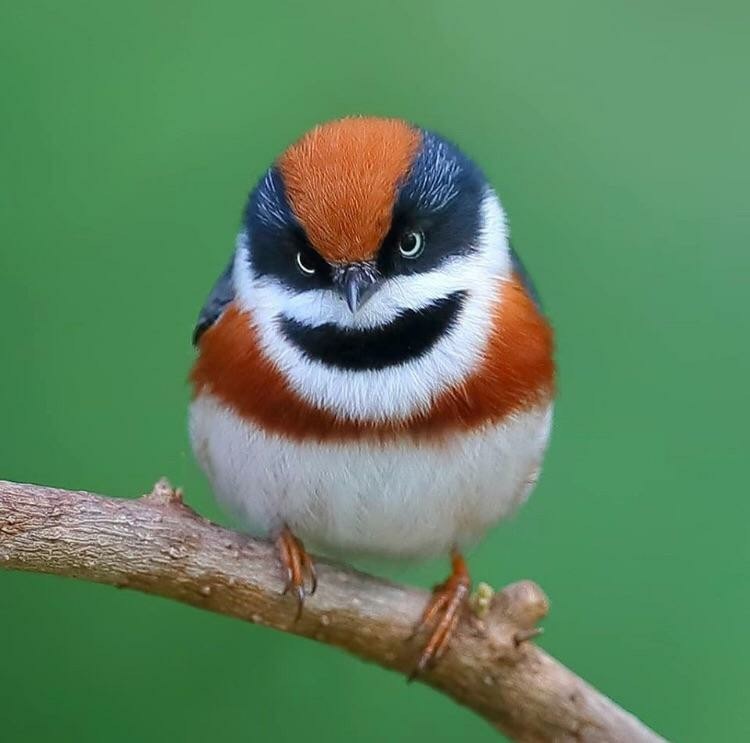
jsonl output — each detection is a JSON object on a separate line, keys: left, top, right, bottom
{"left": 0, "top": 478, "right": 665, "bottom": 742}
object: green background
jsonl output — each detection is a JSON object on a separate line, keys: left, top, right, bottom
{"left": 1, "top": 2, "right": 748, "bottom": 741}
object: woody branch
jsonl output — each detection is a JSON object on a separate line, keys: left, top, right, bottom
{"left": 0, "top": 478, "right": 665, "bottom": 743}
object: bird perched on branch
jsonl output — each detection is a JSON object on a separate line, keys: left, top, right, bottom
{"left": 189, "top": 116, "right": 555, "bottom": 675}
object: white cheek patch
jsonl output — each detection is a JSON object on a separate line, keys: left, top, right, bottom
{"left": 234, "top": 191, "right": 512, "bottom": 422}
{"left": 252, "top": 250, "right": 494, "bottom": 330}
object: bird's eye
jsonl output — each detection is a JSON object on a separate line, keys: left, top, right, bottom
{"left": 296, "top": 251, "right": 316, "bottom": 276}
{"left": 398, "top": 230, "right": 425, "bottom": 259}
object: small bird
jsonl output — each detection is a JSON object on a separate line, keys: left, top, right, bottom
{"left": 189, "top": 116, "right": 555, "bottom": 674}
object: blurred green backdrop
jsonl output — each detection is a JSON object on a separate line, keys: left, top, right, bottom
{"left": 1, "top": 1, "right": 749, "bottom": 741}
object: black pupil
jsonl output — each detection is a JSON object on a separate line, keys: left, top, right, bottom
{"left": 402, "top": 233, "right": 417, "bottom": 252}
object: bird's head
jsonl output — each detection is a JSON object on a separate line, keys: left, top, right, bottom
{"left": 232, "top": 117, "right": 516, "bottom": 421}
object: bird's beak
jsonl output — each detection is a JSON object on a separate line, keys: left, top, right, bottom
{"left": 336, "top": 264, "right": 380, "bottom": 314}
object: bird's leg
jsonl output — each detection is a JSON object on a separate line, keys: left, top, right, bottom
{"left": 275, "top": 525, "right": 317, "bottom": 621}
{"left": 409, "top": 549, "right": 471, "bottom": 680}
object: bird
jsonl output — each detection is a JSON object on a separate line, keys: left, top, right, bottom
{"left": 189, "top": 116, "right": 555, "bottom": 675}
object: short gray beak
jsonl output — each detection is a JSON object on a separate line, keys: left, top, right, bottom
{"left": 337, "top": 264, "right": 380, "bottom": 314}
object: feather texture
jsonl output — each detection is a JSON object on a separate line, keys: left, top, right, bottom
{"left": 188, "top": 117, "right": 556, "bottom": 558}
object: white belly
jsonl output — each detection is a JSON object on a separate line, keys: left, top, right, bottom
{"left": 190, "top": 394, "right": 552, "bottom": 560}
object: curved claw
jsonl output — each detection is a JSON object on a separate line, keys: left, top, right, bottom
{"left": 306, "top": 556, "right": 318, "bottom": 596}
{"left": 276, "top": 526, "right": 317, "bottom": 621}
{"left": 293, "top": 584, "right": 305, "bottom": 622}
{"left": 408, "top": 550, "right": 471, "bottom": 681}
{"left": 281, "top": 568, "right": 293, "bottom": 595}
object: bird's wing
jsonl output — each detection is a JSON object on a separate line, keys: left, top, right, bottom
{"left": 192, "top": 255, "right": 236, "bottom": 346}
{"left": 508, "top": 241, "right": 543, "bottom": 310}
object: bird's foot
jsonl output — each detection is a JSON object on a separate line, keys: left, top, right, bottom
{"left": 275, "top": 525, "right": 317, "bottom": 621}
{"left": 409, "top": 549, "right": 471, "bottom": 680}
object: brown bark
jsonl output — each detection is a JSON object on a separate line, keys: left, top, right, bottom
{"left": 0, "top": 478, "right": 666, "bottom": 742}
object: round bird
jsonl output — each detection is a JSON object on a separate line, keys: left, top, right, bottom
{"left": 189, "top": 116, "right": 555, "bottom": 673}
